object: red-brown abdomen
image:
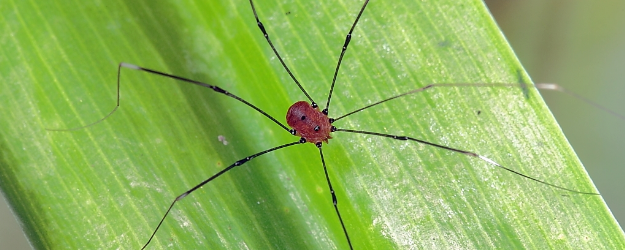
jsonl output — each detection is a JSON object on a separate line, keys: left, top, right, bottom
{"left": 286, "top": 101, "right": 332, "bottom": 144}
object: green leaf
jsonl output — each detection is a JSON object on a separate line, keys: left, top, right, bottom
{"left": 1, "top": 0, "right": 623, "bottom": 249}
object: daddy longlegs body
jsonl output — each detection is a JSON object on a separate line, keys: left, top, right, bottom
{"left": 46, "top": 0, "right": 609, "bottom": 248}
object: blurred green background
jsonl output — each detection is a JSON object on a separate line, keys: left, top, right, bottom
{"left": 1, "top": 0, "right": 623, "bottom": 249}
{"left": 485, "top": 0, "right": 625, "bottom": 232}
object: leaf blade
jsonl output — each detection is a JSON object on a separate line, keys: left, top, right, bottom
{"left": 0, "top": 0, "right": 623, "bottom": 249}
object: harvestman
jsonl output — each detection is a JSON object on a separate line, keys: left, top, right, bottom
{"left": 48, "top": 0, "right": 604, "bottom": 248}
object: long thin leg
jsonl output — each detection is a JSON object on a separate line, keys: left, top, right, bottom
{"left": 140, "top": 140, "right": 304, "bottom": 249}
{"left": 324, "top": 0, "right": 370, "bottom": 116}
{"left": 332, "top": 83, "right": 525, "bottom": 122}
{"left": 332, "top": 82, "right": 625, "bottom": 123}
{"left": 46, "top": 63, "right": 292, "bottom": 133}
{"left": 334, "top": 128, "right": 600, "bottom": 195}
{"left": 316, "top": 143, "right": 353, "bottom": 250}
{"left": 248, "top": 0, "right": 315, "bottom": 106}
{"left": 536, "top": 83, "right": 625, "bottom": 120}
